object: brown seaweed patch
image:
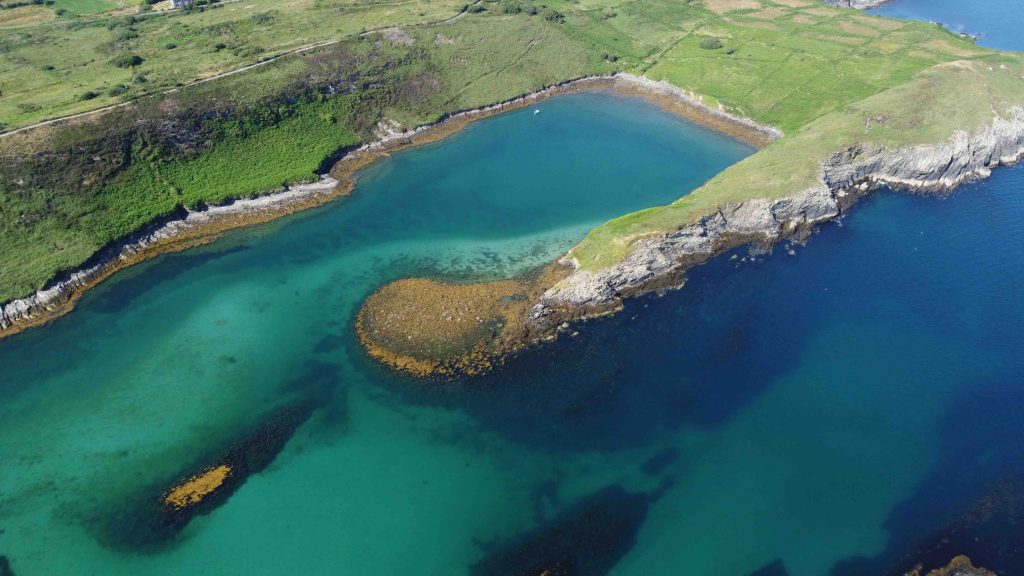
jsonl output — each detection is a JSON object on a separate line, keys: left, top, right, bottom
{"left": 97, "top": 395, "right": 322, "bottom": 552}
{"left": 356, "top": 263, "right": 572, "bottom": 378}
{"left": 163, "top": 465, "right": 232, "bottom": 510}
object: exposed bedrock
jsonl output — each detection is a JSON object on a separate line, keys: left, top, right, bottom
{"left": 530, "top": 107, "right": 1024, "bottom": 330}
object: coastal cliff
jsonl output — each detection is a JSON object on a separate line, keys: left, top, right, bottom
{"left": 355, "top": 56, "right": 1024, "bottom": 378}
{"left": 530, "top": 107, "right": 1024, "bottom": 327}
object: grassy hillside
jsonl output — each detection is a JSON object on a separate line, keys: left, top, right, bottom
{"left": 571, "top": 54, "right": 1024, "bottom": 270}
{"left": 0, "top": 0, "right": 1015, "bottom": 306}
{"left": 0, "top": 0, "right": 468, "bottom": 129}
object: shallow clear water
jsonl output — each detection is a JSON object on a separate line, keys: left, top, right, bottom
{"left": 870, "top": 0, "right": 1024, "bottom": 51}
{"left": 0, "top": 93, "right": 756, "bottom": 574}
{"left": 2, "top": 60, "right": 1024, "bottom": 576}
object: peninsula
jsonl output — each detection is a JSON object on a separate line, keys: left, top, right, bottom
{"left": 2, "top": 0, "right": 1022, "bottom": 357}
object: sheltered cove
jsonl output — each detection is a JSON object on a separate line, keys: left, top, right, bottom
{"left": 0, "top": 74, "right": 776, "bottom": 339}
{"left": 357, "top": 65, "right": 1024, "bottom": 378}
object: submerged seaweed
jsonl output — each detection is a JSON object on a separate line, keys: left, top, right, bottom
{"left": 469, "top": 485, "right": 651, "bottom": 576}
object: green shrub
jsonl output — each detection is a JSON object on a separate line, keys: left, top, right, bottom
{"left": 108, "top": 85, "right": 129, "bottom": 97}
{"left": 165, "top": 42, "right": 177, "bottom": 49}
{"left": 541, "top": 8, "right": 563, "bottom": 22}
{"left": 80, "top": 90, "right": 99, "bottom": 100}
{"left": 501, "top": 0, "right": 521, "bottom": 14}
{"left": 115, "top": 29, "right": 140, "bottom": 42}
{"left": 111, "top": 54, "right": 144, "bottom": 68}
{"left": 251, "top": 11, "right": 274, "bottom": 24}
{"left": 700, "top": 37, "right": 723, "bottom": 50}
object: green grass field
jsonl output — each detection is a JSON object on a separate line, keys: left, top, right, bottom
{"left": 53, "top": 0, "right": 120, "bottom": 15}
{"left": 570, "top": 55, "right": 1024, "bottom": 269}
{"left": 0, "top": 0, "right": 468, "bottom": 129}
{"left": 1, "top": 0, "right": 1022, "bottom": 305}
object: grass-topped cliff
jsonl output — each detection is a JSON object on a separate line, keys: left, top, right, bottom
{"left": 571, "top": 53, "right": 1024, "bottom": 270}
{"left": 1, "top": 0, "right": 1021, "bottom": 329}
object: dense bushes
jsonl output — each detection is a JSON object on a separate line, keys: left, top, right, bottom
{"left": 700, "top": 37, "right": 723, "bottom": 50}
{"left": 111, "top": 54, "right": 144, "bottom": 68}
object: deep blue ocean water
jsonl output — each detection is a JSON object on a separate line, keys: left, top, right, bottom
{"left": 870, "top": 0, "right": 1024, "bottom": 51}
{"left": 2, "top": 4, "right": 1024, "bottom": 573}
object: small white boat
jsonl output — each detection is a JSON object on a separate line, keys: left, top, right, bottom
{"left": 534, "top": 109, "right": 541, "bottom": 115}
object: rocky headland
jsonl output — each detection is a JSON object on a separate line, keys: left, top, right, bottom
{"left": 532, "top": 106, "right": 1024, "bottom": 324}
{"left": 357, "top": 96, "right": 1024, "bottom": 377}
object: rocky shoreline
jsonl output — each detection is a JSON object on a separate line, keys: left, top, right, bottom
{"left": 823, "top": 0, "right": 891, "bottom": 9}
{"left": 528, "top": 107, "right": 1024, "bottom": 335}
{"left": 0, "top": 175, "right": 344, "bottom": 337}
{"left": 0, "top": 73, "right": 777, "bottom": 340}
{"left": 355, "top": 102, "right": 1024, "bottom": 378}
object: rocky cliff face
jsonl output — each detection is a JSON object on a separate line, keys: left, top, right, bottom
{"left": 530, "top": 107, "right": 1024, "bottom": 326}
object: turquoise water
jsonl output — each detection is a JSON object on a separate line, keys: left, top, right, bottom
{"left": 0, "top": 93, "right": 756, "bottom": 574}
{"left": 2, "top": 76, "right": 1024, "bottom": 576}
{"left": 870, "top": 0, "right": 1024, "bottom": 51}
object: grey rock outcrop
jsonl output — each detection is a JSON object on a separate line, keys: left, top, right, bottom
{"left": 531, "top": 107, "right": 1024, "bottom": 324}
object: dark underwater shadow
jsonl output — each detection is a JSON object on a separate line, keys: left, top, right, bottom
{"left": 829, "top": 374, "right": 1024, "bottom": 575}
{"left": 346, "top": 231, "right": 847, "bottom": 454}
{"left": 73, "top": 359, "right": 346, "bottom": 554}
{"left": 468, "top": 484, "right": 655, "bottom": 576}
